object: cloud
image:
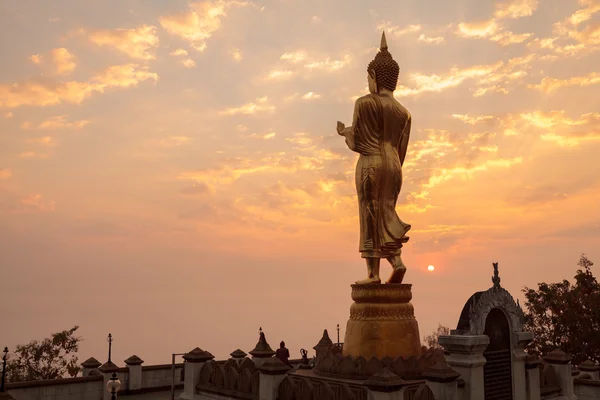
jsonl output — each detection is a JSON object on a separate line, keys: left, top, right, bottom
{"left": 219, "top": 97, "right": 275, "bottom": 116}
{"left": 19, "top": 194, "right": 55, "bottom": 212}
{"left": 286, "top": 132, "right": 313, "bottom": 146}
{"left": 304, "top": 54, "right": 352, "bottom": 71}
{"left": 159, "top": 0, "right": 251, "bottom": 52}
{"left": 169, "top": 48, "right": 188, "bottom": 56}
{"left": 29, "top": 54, "right": 43, "bottom": 64}
{"left": 181, "top": 59, "right": 196, "bottom": 68}
{"left": 280, "top": 51, "right": 306, "bottom": 63}
{"left": 506, "top": 185, "right": 568, "bottom": 206}
{"left": 0, "top": 190, "right": 56, "bottom": 214}
{"left": 0, "top": 168, "right": 11, "bottom": 180}
{"left": 418, "top": 34, "right": 445, "bottom": 44}
{"left": 529, "top": 72, "right": 600, "bottom": 92}
{"left": 451, "top": 110, "right": 600, "bottom": 146}
{"left": 245, "top": 131, "right": 276, "bottom": 140}
{"left": 393, "top": 54, "right": 536, "bottom": 97}
{"left": 86, "top": 25, "right": 159, "bottom": 60}
{"left": 178, "top": 183, "right": 211, "bottom": 197}
{"left": 27, "top": 48, "right": 76, "bottom": 75}
{"left": 456, "top": 0, "right": 537, "bottom": 45}
{"left": 22, "top": 115, "right": 90, "bottom": 130}
{"left": 302, "top": 92, "right": 320, "bottom": 100}
{"left": 231, "top": 48, "right": 243, "bottom": 62}
{"left": 452, "top": 114, "right": 497, "bottom": 126}
{"left": 4, "top": 112, "right": 13, "bottom": 118}
{"left": 156, "top": 136, "right": 192, "bottom": 147}
{"left": 266, "top": 69, "right": 295, "bottom": 80}
{"left": 50, "top": 48, "right": 76, "bottom": 75}
{"left": 494, "top": 0, "right": 539, "bottom": 19}
{"left": 0, "top": 64, "right": 157, "bottom": 109}
{"left": 376, "top": 22, "right": 422, "bottom": 37}
{"left": 26, "top": 136, "right": 57, "bottom": 147}
{"left": 19, "top": 151, "right": 50, "bottom": 159}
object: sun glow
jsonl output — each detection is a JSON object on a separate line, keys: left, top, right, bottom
{"left": 428, "top": 265, "right": 435, "bottom": 272}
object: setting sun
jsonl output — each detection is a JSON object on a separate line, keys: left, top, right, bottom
{"left": 428, "top": 265, "right": 435, "bottom": 272}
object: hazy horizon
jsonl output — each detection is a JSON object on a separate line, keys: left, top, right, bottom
{"left": 1, "top": 0, "right": 600, "bottom": 369}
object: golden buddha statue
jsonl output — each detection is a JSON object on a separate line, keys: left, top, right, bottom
{"left": 337, "top": 31, "right": 412, "bottom": 285}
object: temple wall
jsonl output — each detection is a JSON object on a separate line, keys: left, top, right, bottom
{"left": 575, "top": 378, "right": 600, "bottom": 400}
{"left": 6, "top": 376, "right": 103, "bottom": 400}
{"left": 5, "top": 362, "right": 184, "bottom": 400}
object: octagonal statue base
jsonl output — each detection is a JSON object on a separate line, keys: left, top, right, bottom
{"left": 342, "top": 283, "right": 422, "bottom": 360}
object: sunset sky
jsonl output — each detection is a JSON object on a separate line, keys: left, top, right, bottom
{"left": 1, "top": 0, "right": 600, "bottom": 368}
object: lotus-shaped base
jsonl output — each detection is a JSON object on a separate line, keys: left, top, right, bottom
{"left": 342, "top": 283, "right": 422, "bottom": 360}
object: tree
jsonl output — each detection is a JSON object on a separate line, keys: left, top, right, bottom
{"left": 523, "top": 254, "right": 600, "bottom": 365}
{"left": 423, "top": 323, "right": 450, "bottom": 349}
{"left": 6, "top": 326, "right": 82, "bottom": 383}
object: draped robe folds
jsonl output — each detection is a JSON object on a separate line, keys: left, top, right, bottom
{"left": 341, "top": 94, "right": 412, "bottom": 258}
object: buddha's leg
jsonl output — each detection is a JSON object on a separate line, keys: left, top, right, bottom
{"left": 386, "top": 253, "right": 406, "bottom": 284}
{"left": 355, "top": 258, "right": 381, "bottom": 284}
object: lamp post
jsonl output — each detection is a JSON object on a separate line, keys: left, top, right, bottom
{"left": 106, "top": 372, "right": 121, "bottom": 400}
{"left": 1, "top": 347, "right": 8, "bottom": 392}
{"left": 336, "top": 324, "right": 340, "bottom": 347}
{"left": 107, "top": 333, "right": 113, "bottom": 363}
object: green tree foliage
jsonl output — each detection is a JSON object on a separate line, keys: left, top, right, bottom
{"left": 523, "top": 254, "right": 600, "bottom": 365}
{"left": 423, "top": 323, "right": 450, "bottom": 349}
{"left": 6, "top": 326, "right": 82, "bottom": 383}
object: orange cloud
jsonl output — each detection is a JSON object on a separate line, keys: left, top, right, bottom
{"left": 304, "top": 54, "right": 352, "bottom": 71}
{"left": 0, "top": 64, "right": 157, "bottom": 109}
{"left": 19, "top": 151, "right": 50, "bottom": 159}
{"left": 180, "top": 59, "right": 196, "bottom": 68}
{"left": 29, "top": 54, "right": 43, "bottom": 64}
{"left": 156, "top": 136, "right": 192, "bottom": 147}
{"left": 51, "top": 48, "right": 76, "bottom": 75}
{"left": 231, "top": 48, "right": 243, "bottom": 62}
{"left": 220, "top": 97, "right": 275, "bottom": 116}
{"left": 494, "top": 0, "right": 539, "bottom": 19}
{"left": 376, "top": 22, "right": 422, "bottom": 37}
{"left": 457, "top": 0, "right": 537, "bottom": 45}
{"left": 393, "top": 54, "right": 536, "bottom": 98}
{"left": 22, "top": 115, "right": 90, "bottom": 130}
{"left": 27, "top": 48, "right": 76, "bottom": 75}
{"left": 20, "top": 194, "right": 55, "bottom": 212}
{"left": 159, "top": 0, "right": 251, "bottom": 52}
{"left": 280, "top": 51, "right": 306, "bottom": 63}
{"left": 266, "top": 69, "right": 295, "bottom": 80}
{"left": 169, "top": 48, "right": 188, "bottom": 56}
{"left": 529, "top": 72, "right": 600, "bottom": 92}
{"left": 452, "top": 110, "right": 600, "bottom": 146}
{"left": 86, "top": 25, "right": 159, "bottom": 60}
{"left": 245, "top": 131, "right": 276, "bottom": 140}
{"left": 418, "top": 34, "right": 445, "bottom": 44}
{"left": 302, "top": 92, "right": 320, "bottom": 100}
{"left": 26, "top": 136, "right": 57, "bottom": 147}
{"left": 0, "top": 168, "right": 11, "bottom": 180}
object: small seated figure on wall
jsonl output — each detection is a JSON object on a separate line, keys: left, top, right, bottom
{"left": 275, "top": 341, "right": 290, "bottom": 365}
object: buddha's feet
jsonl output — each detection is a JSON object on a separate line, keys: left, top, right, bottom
{"left": 355, "top": 276, "right": 381, "bottom": 285}
{"left": 387, "top": 266, "right": 406, "bottom": 284}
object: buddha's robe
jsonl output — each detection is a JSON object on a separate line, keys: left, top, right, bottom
{"left": 342, "top": 93, "right": 411, "bottom": 258}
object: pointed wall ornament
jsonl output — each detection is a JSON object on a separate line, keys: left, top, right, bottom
{"left": 492, "top": 262, "right": 501, "bottom": 289}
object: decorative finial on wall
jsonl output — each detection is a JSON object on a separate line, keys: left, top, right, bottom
{"left": 492, "top": 262, "right": 501, "bottom": 289}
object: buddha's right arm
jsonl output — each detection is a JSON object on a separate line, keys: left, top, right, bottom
{"left": 342, "top": 100, "right": 363, "bottom": 152}
{"left": 341, "top": 126, "right": 357, "bottom": 151}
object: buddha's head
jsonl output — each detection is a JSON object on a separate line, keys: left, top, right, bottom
{"left": 367, "top": 32, "right": 400, "bottom": 94}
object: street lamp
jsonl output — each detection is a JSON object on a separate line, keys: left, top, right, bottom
{"left": 1, "top": 347, "right": 8, "bottom": 392}
{"left": 106, "top": 372, "right": 121, "bottom": 400}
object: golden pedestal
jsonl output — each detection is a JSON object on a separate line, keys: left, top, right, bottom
{"left": 342, "top": 283, "right": 422, "bottom": 360}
